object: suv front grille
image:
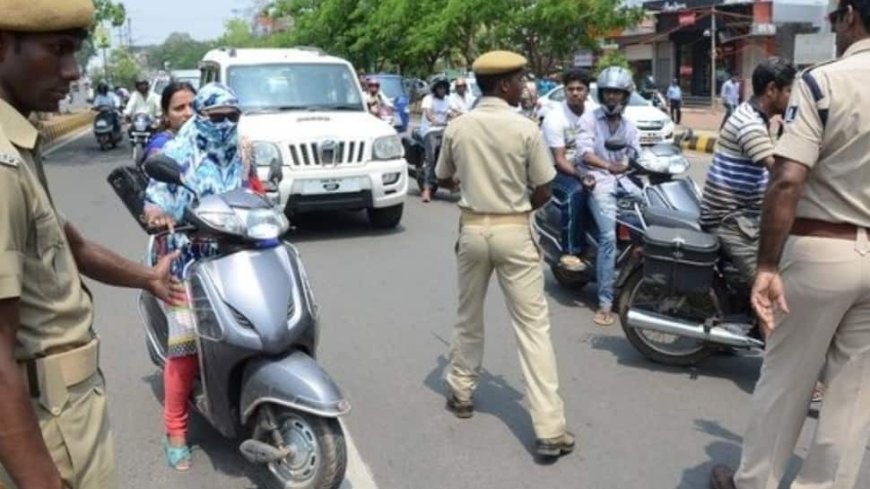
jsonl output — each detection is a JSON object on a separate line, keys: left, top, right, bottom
{"left": 289, "top": 141, "right": 366, "bottom": 167}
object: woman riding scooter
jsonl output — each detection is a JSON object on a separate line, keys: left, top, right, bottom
{"left": 142, "top": 83, "right": 260, "bottom": 471}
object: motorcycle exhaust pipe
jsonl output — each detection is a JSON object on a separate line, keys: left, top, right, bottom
{"left": 625, "top": 308, "right": 764, "bottom": 349}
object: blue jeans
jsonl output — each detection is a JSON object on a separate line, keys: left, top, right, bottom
{"left": 588, "top": 188, "right": 618, "bottom": 310}
{"left": 551, "top": 172, "right": 587, "bottom": 255}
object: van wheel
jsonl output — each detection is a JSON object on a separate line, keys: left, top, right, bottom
{"left": 367, "top": 204, "right": 403, "bottom": 229}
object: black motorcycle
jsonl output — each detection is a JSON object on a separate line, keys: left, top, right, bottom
{"left": 129, "top": 112, "right": 156, "bottom": 164}
{"left": 402, "top": 127, "right": 444, "bottom": 194}
{"left": 93, "top": 106, "right": 122, "bottom": 151}
{"left": 534, "top": 140, "right": 697, "bottom": 289}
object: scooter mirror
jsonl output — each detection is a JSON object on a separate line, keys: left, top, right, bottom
{"left": 604, "top": 136, "right": 627, "bottom": 152}
{"left": 143, "top": 155, "right": 184, "bottom": 186}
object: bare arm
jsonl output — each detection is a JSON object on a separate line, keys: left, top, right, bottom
{"left": 550, "top": 147, "right": 576, "bottom": 176}
{"left": 0, "top": 299, "right": 65, "bottom": 489}
{"left": 757, "top": 158, "right": 809, "bottom": 270}
{"left": 64, "top": 222, "right": 179, "bottom": 302}
{"left": 582, "top": 152, "right": 613, "bottom": 171}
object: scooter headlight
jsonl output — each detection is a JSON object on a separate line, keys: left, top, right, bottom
{"left": 667, "top": 155, "right": 690, "bottom": 174}
{"left": 245, "top": 209, "right": 289, "bottom": 241}
{"left": 198, "top": 211, "right": 245, "bottom": 236}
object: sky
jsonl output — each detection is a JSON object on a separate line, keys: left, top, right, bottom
{"left": 121, "top": 0, "right": 253, "bottom": 46}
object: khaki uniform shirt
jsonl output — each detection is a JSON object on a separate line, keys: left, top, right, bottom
{"left": 775, "top": 38, "right": 870, "bottom": 227}
{"left": 435, "top": 97, "right": 556, "bottom": 214}
{"left": 0, "top": 99, "right": 94, "bottom": 361}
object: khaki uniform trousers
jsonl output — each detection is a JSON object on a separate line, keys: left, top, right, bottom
{"left": 735, "top": 235, "right": 870, "bottom": 489}
{"left": 445, "top": 212, "right": 567, "bottom": 439}
{"left": 0, "top": 374, "right": 118, "bottom": 489}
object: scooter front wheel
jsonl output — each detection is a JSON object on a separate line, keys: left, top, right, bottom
{"left": 258, "top": 406, "right": 347, "bottom": 489}
{"left": 550, "top": 264, "right": 591, "bottom": 290}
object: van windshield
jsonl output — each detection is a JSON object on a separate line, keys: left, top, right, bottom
{"left": 227, "top": 63, "right": 365, "bottom": 112}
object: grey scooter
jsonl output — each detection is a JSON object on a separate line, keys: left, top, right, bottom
{"left": 138, "top": 155, "right": 349, "bottom": 489}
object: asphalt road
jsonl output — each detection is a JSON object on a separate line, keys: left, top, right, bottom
{"left": 43, "top": 132, "right": 870, "bottom": 489}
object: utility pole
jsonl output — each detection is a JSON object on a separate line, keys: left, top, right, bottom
{"left": 710, "top": 6, "right": 717, "bottom": 108}
{"left": 127, "top": 17, "right": 132, "bottom": 48}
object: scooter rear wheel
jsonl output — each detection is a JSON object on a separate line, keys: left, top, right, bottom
{"left": 259, "top": 407, "right": 347, "bottom": 489}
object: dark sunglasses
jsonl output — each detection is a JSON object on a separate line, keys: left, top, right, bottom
{"left": 827, "top": 5, "right": 848, "bottom": 24}
{"left": 207, "top": 111, "right": 241, "bottom": 123}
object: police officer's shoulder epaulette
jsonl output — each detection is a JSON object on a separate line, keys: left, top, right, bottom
{"left": 797, "top": 60, "right": 837, "bottom": 130}
{"left": 0, "top": 130, "right": 21, "bottom": 167}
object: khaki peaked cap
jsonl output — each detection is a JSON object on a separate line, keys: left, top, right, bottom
{"left": 472, "top": 51, "right": 528, "bottom": 76}
{"left": 0, "top": 0, "right": 94, "bottom": 32}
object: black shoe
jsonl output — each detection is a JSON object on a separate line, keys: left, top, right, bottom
{"left": 710, "top": 465, "right": 737, "bottom": 489}
{"left": 535, "top": 431, "right": 575, "bottom": 457}
{"left": 445, "top": 393, "right": 474, "bottom": 419}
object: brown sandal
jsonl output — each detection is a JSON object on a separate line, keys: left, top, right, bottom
{"left": 593, "top": 310, "right": 615, "bottom": 326}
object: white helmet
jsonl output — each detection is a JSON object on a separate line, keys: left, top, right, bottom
{"left": 597, "top": 67, "right": 635, "bottom": 116}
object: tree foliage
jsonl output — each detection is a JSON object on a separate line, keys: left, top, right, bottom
{"left": 595, "top": 49, "right": 630, "bottom": 75}
{"left": 148, "top": 33, "right": 213, "bottom": 70}
{"left": 256, "top": 0, "right": 642, "bottom": 76}
{"left": 92, "top": 47, "right": 141, "bottom": 88}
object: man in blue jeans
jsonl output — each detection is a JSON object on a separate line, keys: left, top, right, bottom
{"left": 577, "top": 67, "right": 642, "bottom": 326}
{"left": 541, "top": 68, "right": 594, "bottom": 271}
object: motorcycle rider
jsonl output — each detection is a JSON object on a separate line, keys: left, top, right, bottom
{"left": 577, "top": 66, "right": 642, "bottom": 326}
{"left": 449, "top": 77, "right": 476, "bottom": 114}
{"left": 420, "top": 76, "right": 456, "bottom": 202}
{"left": 541, "top": 68, "right": 594, "bottom": 271}
{"left": 699, "top": 57, "right": 796, "bottom": 287}
{"left": 92, "top": 82, "right": 120, "bottom": 133}
{"left": 124, "top": 77, "right": 161, "bottom": 123}
{"left": 365, "top": 77, "right": 393, "bottom": 117}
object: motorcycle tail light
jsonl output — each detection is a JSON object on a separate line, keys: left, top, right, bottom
{"left": 618, "top": 224, "right": 631, "bottom": 242}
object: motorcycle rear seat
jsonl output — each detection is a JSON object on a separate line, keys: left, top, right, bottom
{"left": 643, "top": 207, "right": 702, "bottom": 232}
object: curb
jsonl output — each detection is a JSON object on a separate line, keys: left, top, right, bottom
{"left": 678, "top": 130, "right": 717, "bottom": 154}
{"left": 37, "top": 111, "right": 95, "bottom": 147}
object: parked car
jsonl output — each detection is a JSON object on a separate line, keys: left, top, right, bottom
{"left": 535, "top": 83, "right": 676, "bottom": 145}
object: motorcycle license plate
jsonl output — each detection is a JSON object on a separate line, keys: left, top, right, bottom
{"left": 131, "top": 131, "right": 150, "bottom": 137}
{"left": 302, "top": 178, "right": 361, "bottom": 195}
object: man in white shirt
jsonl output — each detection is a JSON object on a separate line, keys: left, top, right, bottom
{"left": 720, "top": 74, "right": 741, "bottom": 128}
{"left": 419, "top": 76, "right": 456, "bottom": 202}
{"left": 124, "top": 79, "right": 161, "bottom": 121}
{"left": 449, "top": 77, "right": 475, "bottom": 114}
{"left": 541, "top": 68, "right": 594, "bottom": 271}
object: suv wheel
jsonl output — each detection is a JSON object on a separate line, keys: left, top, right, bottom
{"left": 367, "top": 204, "right": 403, "bottom": 229}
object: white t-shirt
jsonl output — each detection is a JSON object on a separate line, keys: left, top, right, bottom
{"left": 541, "top": 102, "right": 585, "bottom": 162}
{"left": 420, "top": 94, "right": 451, "bottom": 137}
{"left": 449, "top": 92, "right": 475, "bottom": 114}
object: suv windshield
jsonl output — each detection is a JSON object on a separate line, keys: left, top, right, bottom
{"left": 227, "top": 63, "right": 365, "bottom": 112}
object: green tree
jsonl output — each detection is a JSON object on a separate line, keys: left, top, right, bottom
{"left": 594, "top": 49, "right": 630, "bottom": 75}
{"left": 77, "top": 0, "right": 127, "bottom": 72}
{"left": 149, "top": 33, "right": 213, "bottom": 70}
{"left": 215, "top": 18, "right": 264, "bottom": 48}
{"left": 106, "top": 47, "right": 142, "bottom": 88}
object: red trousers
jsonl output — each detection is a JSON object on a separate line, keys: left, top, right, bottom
{"left": 164, "top": 355, "right": 199, "bottom": 438}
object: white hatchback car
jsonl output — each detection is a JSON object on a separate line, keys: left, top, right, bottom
{"left": 536, "top": 83, "right": 676, "bottom": 146}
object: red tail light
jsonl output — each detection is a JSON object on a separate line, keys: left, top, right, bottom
{"left": 618, "top": 224, "right": 631, "bottom": 242}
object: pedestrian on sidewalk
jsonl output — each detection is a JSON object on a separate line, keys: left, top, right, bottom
{"left": 709, "top": 1, "right": 870, "bottom": 488}
{"left": 720, "top": 74, "right": 741, "bottom": 128}
{"left": 0, "top": 1, "right": 180, "bottom": 487}
{"left": 435, "top": 50, "right": 573, "bottom": 460}
{"left": 666, "top": 78, "right": 682, "bottom": 124}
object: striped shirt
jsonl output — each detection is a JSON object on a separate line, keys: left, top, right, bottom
{"left": 699, "top": 102, "right": 774, "bottom": 228}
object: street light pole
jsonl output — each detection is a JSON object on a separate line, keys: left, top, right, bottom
{"left": 710, "top": 6, "right": 717, "bottom": 108}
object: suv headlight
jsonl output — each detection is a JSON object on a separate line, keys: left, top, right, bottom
{"left": 372, "top": 135, "right": 403, "bottom": 160}
{"left": 252, "top": 141, "right": 283, "bottom": 167}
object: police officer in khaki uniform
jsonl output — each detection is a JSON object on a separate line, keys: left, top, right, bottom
{"left": 0, "top": 2, "right": 179, "bottom": 488}
{"left": 710, "top": 2, "right": 870, "bottom": 488}
{"left": 434, "top": 51, "right": 573, "bottom": 459}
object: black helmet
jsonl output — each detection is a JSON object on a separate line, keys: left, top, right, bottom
{"left": 431, "top": 76, "right": 450, "bottom": 94}
{"left": 97, "top": 82, "right": 109, "bottom": 94}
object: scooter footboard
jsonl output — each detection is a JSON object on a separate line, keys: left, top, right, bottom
{"left": 240, "top": 352, "right": 350, "bottom": 425}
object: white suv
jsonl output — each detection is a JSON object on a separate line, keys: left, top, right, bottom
{"left": 200, "top": 47, "right": 408, "bottom": 228}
